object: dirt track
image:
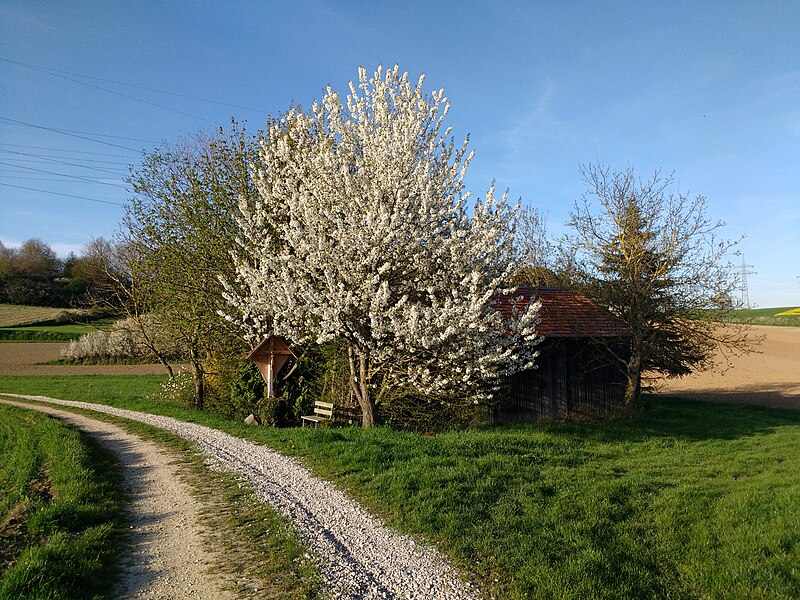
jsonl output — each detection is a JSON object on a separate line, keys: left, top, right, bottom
{"left": 655, "top": 325, "right": 800, "bottom": 409}
{"left": 0, "top": 343, "right": 170, "bottom": 376}
{"left": 0, "top": 398, "right": 236, "bottom": 599}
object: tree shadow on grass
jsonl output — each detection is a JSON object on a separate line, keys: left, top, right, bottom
{"left": 493, "top": 393, "right": 800, "bottom": 445}
{"left": 654, "top": 383, "right": 799, "bottom": 410}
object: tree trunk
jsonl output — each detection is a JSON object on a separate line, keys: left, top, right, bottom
{"left": 189, "top": 347, "right": 204, "bottom": 410}
{"left": 624, "top": 352, "right": 642, "bottom": 407}
{"left": 193, "top": 369, "right": 204, "bottom": 410}
{"left": 348, "top": 345, "right": 376, "bottom": 427}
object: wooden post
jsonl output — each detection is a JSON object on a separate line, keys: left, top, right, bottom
{"left": 266, "top": 351, "right": 274, "bottom": 398}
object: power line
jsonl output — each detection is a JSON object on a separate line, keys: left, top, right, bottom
{"left": 0, "top": 116, "right": 149, "bottom": 152}
{"left": 0, "top": 182, "right": 124, "bottom": 206}
{"left": 0, "top": 175, "right": 124, "bottom": 184}
{"left": 0, "top": 56, "right": 268, "bottom": 114}
{"left": 2, "top": 156, "right": 132, "bottom": 167}
{"left": 0, "top": 149, "right": 130, "bottom": 175}
{"left": 0, "top": 161, "right": 128, "bottom": 188}
{"left": 0, "top": 150, "right": 134, "bottom": 165}
{"left": 0, "top": 142, "right": 138, "bottom": 158}
{"left": 1, "top": 57, "right": 219, "bottom": 125}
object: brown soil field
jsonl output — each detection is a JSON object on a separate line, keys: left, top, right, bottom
{"left": 0, "top": 343, "right": 170, "bottom": 376}
{"left": 655, "top": 325, "right": 800, "bottom": 409}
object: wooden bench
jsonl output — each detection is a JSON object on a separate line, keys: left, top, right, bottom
{"left": 301, "top": 401, "right": 334, "bottom": 427}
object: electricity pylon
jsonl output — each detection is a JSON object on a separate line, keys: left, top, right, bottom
{"left": 740, "top": 256, "right": 756, "bottom": 308}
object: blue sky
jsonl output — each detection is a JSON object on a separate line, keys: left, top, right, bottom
{"left": 1, "top": 1, "right": 798, "bottom": 307}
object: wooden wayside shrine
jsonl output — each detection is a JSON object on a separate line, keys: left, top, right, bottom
{"left": 247, "top": 334, "right": 296, "bottom": 398}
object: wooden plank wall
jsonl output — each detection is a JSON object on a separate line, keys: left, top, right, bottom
{"left": 495, "top": 338, "right": 628, "bottom": 422}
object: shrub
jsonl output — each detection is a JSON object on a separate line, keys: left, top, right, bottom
{"left": 229, "top": 361, "right": 266, "bottom": 419}
{"left": 59, "top": 315, "right": 180, "bottom": 362}
{"left": 278, "top": 341, "right": 352, "bottom": 423}
{"left": 54, "top": 310, "right": 81, "bottom": 324}
{"left": 147, "top": 371, "right": 195, "bottom": 406}
{"left": 379, "top": 388, "right": 490, "bottom": 432}
{"left": 60, "top": 323, "right": 139, "bottom": 361}
{"left": 260, "top": 396, "right": 291, "bottom": 427}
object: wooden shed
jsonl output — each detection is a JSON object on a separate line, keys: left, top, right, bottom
{"left": 492, "top": 288, "right": 631, "bottom": 422}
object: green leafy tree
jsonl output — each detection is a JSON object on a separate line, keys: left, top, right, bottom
{"left": 123, "top": 120, "right": 260, "bottom": 408}
{"left": 563, "top": 164, "right": 752, "bottom": 407}
{"left": 0, "top": 238, "right": 65, "bottom": 306}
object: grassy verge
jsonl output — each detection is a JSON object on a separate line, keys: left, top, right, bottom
{"left": 0, "top": 375, "right": 164, "bottom": 407}
{"left": 0, "top": 403, "right": 124, "bottom": 599}
{"left": 712, "top": 306, "right": 800, "bottom": 327}
{"left": 2, "top": 375, "right": 799, "bottom": 598}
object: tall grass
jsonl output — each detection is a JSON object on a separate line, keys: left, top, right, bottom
{"left": 0, "top": 403, "right": 124, "bottom": 599}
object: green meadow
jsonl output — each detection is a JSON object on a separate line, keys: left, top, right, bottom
{"left": 2, "top": 374, "right": 798, "bottom": 599}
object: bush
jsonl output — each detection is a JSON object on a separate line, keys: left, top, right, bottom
{"left": 59, "top": 315, "right": 181, "bottom": 362}
{"left": 278, "top": 341, "right": 352, "bottom": 423}
{"left": 260, "top": 396, "right": 291, "bottom": 426}
{"left": 60, "top": 324, "right": 139, "bottom": 361}
{"left": 229, "top": 362, "right": 266, "bottom": 419}
{"left": 379, "top": 388, "right": 490, "bottom": 432}
{"left": 147, "top": 371, "right": 195, "bottom": 406}
{"left": 54, "top": 310, "right": 81, "bottom": 324}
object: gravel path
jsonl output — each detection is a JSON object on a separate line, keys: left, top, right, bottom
{"left": 1, "top": 394, "right": 479, "bottom": 600}
{"left": 0, "top": 398, "right": 236, "bottom": 599}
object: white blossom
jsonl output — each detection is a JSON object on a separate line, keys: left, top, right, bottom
{"left": 221, "top": 65, "right": 541, "bottom": 425}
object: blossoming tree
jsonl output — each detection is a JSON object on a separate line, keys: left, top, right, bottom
{"left": 222, "top": 65, "right": 541, "bottom": 427}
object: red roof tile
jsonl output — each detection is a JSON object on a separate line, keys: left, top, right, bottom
{"left": 493, "top": 288, "right": 630, "bottom": 338}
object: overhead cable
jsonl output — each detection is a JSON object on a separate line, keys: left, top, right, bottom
{"left": 0, "top": 182, "right": 124, "bottom": 206}
{"left": 0, "top": 142, "right": 138, "bottom": 158}
{"left": 0, "top": 56, "right": 268, "bottom": 114}
{"left": 0, "top": 161, "right": 128, "bottom": 188}
{"left": 0, "top": 149, "right": 130, "bottom": 175}
{"left": 0, "top": 57, "right": 219, "bottom": 125}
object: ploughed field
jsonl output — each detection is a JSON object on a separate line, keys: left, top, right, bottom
{"left": 0, "top": 343, "right": 167, "bottom": 376}
{"left": 656, "top": 325, "right": 800, "bottom": 409}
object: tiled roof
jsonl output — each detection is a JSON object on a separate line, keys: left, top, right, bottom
{"left": 492, "top": 287, "right": 631, "bottom": 338}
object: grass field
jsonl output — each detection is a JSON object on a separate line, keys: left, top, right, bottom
{"left": 0, "top": 403, "right": 124, "bottom": 599}
{"left": 2, "top": 374, "right": 799, "bottom": 599}
{"left": 0, "top": 304, "right": 109, "bottom": 342}
{"left": 0, "top": 325, "right": 98, "bottom": 343}
{"left": 0, "top": 305, "right": 73, "bottom": 327}
{"left": 715, "top": 306, "right": 800, "bottom": 327}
